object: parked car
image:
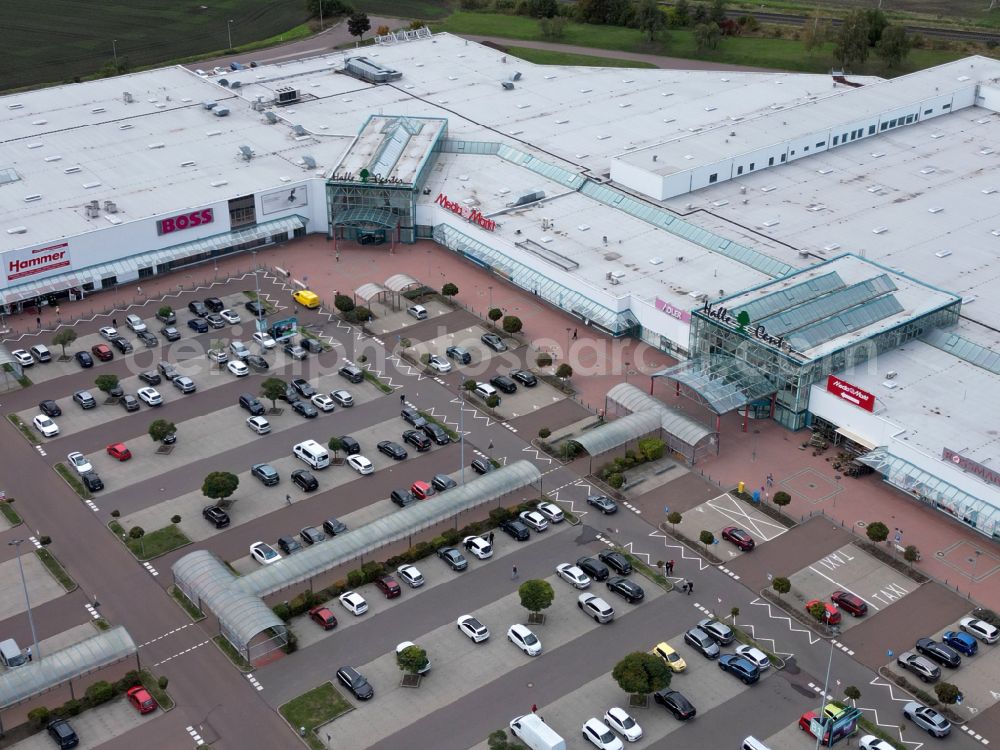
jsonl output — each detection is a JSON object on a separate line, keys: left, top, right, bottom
{"left": 204, "top": 297, "right": 225, "bottom": 313}
{"left": 202, "top": 506, "right": 230, "bottom": 528}
{"left": 347, "top": 455, "right": 374, "bottom": 475}
{"left": 106, "top": 443, "right": 132, "bottom": 461}
{"left": 292, "top": 400, "right": 318, "bottom": 418}
{"left": 831, "top": 590, "right": 868, "bottom": 617}
{"left": 806, "top": 599, "right": 841, "bottom": 625}
{"left": 916, "top": 638, "right": 961, "bottom": 668}
{"left": 125, "top": 314, "right": 147, "bottom": 333}
{"left": 536, "top": 501, "right": 564, "bottom": 523}
{"left": 323, "top": 518, "right": 348, "bottom": 536}
{"left": 500, "top": 519, "right": 530, "bottom": 541}
{"left": 33, "top": 414, "right": 59, "bottom": 437}
{"left": 490, "top": 374, "right": 518, "bottom": 394}
{"left": 375, "top": 575, "right": 402, "bottom": 599}
{"left": 309, "top": 606, "right": 337, "bottom": 630}
{"left": 291, "top": 469, "right": 318, "bottom": 492}
{"left": 457, "top": 614, "right": 489, "bottom": 642}
{"left": 391, "top": 489, "right": 417, "bottom": 507}
{"left": 161, "top": 326, "right": 181, "bottom": 341}
{"left": 312, "top": 394, "right": 336, "bottom": 412}
{"left": 247, "top": 354, "right": 269, "bottom": 371}
{"left": 481, "top": 332, "right": 507, "bottom": 352}
{"left": 721, "top": 526, "right": 755, "bottom": 551}
{"left": 119, "top": 394, "right": 140, "bottom": 412}
{"left": 220, "top": 309, "right": 241, "bottom": 324}
{"left": 99, "top": 326, "right": 118, "bottom": 340}
{"left": 606, "top": 576, "right": 644, "bottom": 603}
{"left": 719, "top": 654, "right": 760, "bottom": 684}
{"left": 278, "top": 536, "right": 302, "bottom": 555}
{"left": 172, "top": 376, "right": 196, "bottom": 393}
{"left": 684, "top": 627, "right": 720, "bottom": 659}
{"left": 46, "top": 718, "right": 79, "bottom": 748}
{"left": 432, "top": 474, "right": 457, "bottom": 492}
{"left": 463, "top": 535, "right": 493, "bottom": 559}
{"left": 39, "top": 399, "right": 62, "bottom": 417}
{"left": 291, "top": 378, "right": 317, "bottom": 398}
{"left": 331, "top": 389, "right": 354, "bottom": 407}
{"left": 188, "top": 300, "right": 209, "bottom": 317}
{"left": 603, "top": 707, "right": 642, "bottom": 743}
{"left": 249, "top": 542, "right": 281, "bottom": 565}
{"left": 598, "top": 550, "right": 632, "bottom": 575}
{"left": 942, "top": 630, "right": 978, "bottom": 656}
{"left": 245, "top": 299, "right": 266, "bottom": 316}
{"left": 401, "top": 407, "right": 427, "bottom": 428}
{"left": 227, "top": 360, "right": 249, "bottom": 377}
{"left": 300, "top": 526, "right": 327, "bottom": 546}
{"left": 510, "top": 368, "right": 538, "bottom": 387}
{"left": 519, "top": 510, "right": 549, "bottom": 532}
{"left": 411, "top": 481, "right": 435, "bottom": 499}
{"left": 652, "top": 689, "right": 696, "bottom": 720}
{"left": 251, "top": 463, "right": 279, "bottom": 486}
{"left": 507, "top": 624, "right": 541, "bottom": 656}
{"left": 137, "top": 331, "right": 158, "bottom": 347}
{"left": 578, "top": 593, "right": 615, "bottom": 623}
{"left": 436, "top": 547, "right": 467, "bottom": 571}
{"left": 427, "top": 354, "right": 452, "bottom": 373}
{"left": 73, "top": 390, "right": 96, "bottom": 408}
{"left": 897, "top": 651, "right": 941, "bottom": 682}
{"left": 397, "top": 564, "right": 424, "bottom": 588}
{"left": 556, "top": 563, "right": 591, "bottom": 589}
{"left": 75, "top": 351, "right": 94, "bottom": 368}
{"left": 126, "top": 685, "right": 157, "bottom": 714}
{"left": 422, "top": 422, "right": 451, "bottom": 445}
{"left": 378, "top": 440, "right": 407, "bottom": 460}
{"left": 187, "top": 318, "right": 208, "bottom": 333}
{"left": 587, "top": 495, "right": 619, "bottom": 514}
{"left": 340, "top": 436, "right": 361, "bottom": 455}
{"left": 81, "top": 472, "right": 104, "bottom": 492}
{"left": 653, "top": 641, "right": 686, "bottom": 672}
{"left": 336, "top": 666, "right": 373, "bottom": 700}
{"left": 111, "top": 336, "right": 133, "bottom": 354}
{"left": 139, "top": 371, "right": 161, "bottom": 386}
{"left": 67, "top": 452, "right": 92, "bottom": 474}
{"left": 284, "top": 342, "right": 308, "bottom": 360}
{"left": 960, "top": 617, "right": 1000, "bottom": 644}
{"left": 582, "top": 718, "right": 624, "bottom": 750}
{"left": 247, "top": 416, "right": 271, "bottom": 434}
{"left": 402, "top": 429, "right": 431, "bottom": 451}
{"left": 576, "top": 556, "right": 610, "bottom": 582}
{"left": 252, "top": 331, "right": 276, "bottom": 349}
{"left": 903, "top": 702, "right": 951, "bottom": 737}
{"left": 446, "top": 345, "right": 471, "bottom": 364}
{"left": 697, "top": 618, "right": 735, "bottom": 645}
{"left": 735, "top": 644, "right": 771, "bottom": 670}
{"left": 471, "top": 458, "right": 494, "bottom": 475}
{"left": 90, "top": 343, "right": 113, "bottom": 361}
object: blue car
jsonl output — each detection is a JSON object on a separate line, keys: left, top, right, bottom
{"left": 942, "top": 630, "right": 978, "bottom": 657}
{"left": 187, "top": 318, "right": 209, "bottom": 333}
{"left": 718, "top": 654, "right": 760, "bottom": 684}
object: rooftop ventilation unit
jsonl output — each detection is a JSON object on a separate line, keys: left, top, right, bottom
{"left": 202, "top": 101, "right": 218, "bottom": 110}
{"left": 122, "top": 92, "right": 133, "bottom": 103}
{"left": 276, "top": 87, "right": 300, "bottom": 105}
{"left": 213, "top": 108, "right": 230, "bottom": 117}
{"left": 292, "top": 124, "right": 306, "bottom": 136}
{"left": 218, "top": 79, "right": 230, "bottom": 88}
{"left": 85, "top": 200, "right": 100, "bottom": 218}
{"left": 501, "top": 81, "right": 514, "bottom": 90}
{"left": 104, "top": 200, "right": 118, "bottom": 213}
{"left": 301, "top": 155, "right": 316, "bottom": 169}
{"left": 512, "top": 189, "right": 545, "bottom": 207}
{"left": 239, "top": 145, "right": 254, "bottom": 161}
{"left": 512, "top": 72, "right": 522, "bottom": 81}
{"left": 264, "top": 111, "right": 278, "bottom": 124}
{"left": 230, "top": 80, "right": 242, "bottom": 89}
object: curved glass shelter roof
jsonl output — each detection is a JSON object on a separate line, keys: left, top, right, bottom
{"left": 605, "top": 383, "right": 715, "bottom": 456}
{"left": 355, "top": 282, "right": 389, "bottom": 302}
{"left": 652, "top": 356, "right": 777, "bottom": 415}
{"left": 384, "top": 273, "right": 422, "bottom": 292}
{"left": 571, "top": 411, "right": 662, "bottom": 456}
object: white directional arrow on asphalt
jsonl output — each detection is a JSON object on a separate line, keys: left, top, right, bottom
{"left": 992, "top": 690, "right": 1000, "bottom": 700}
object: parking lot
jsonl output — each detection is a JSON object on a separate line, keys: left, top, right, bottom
{"left": 673, "top": 493, "right": 789, "bottom": 560}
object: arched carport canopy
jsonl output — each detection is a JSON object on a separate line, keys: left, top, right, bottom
{"left": 385, "top": 273, "right": 423, "bottom": 292}
{"left": 605, "top": 383, "right": 717, "bottom": 464}
{"left": 172, "top": 461, "right": 541, "bottom": 656}
{"left": 355, "top": 282, "right": 391, "bottom": 303}
{"left": 570, "top": 411, "right": 662, "bottom": 456}
{"left": 0, "top": 626, "right": 136, "bottom": 710}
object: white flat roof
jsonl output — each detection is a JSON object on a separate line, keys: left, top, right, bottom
{"left": 334, "top": 115, "right": 445, "bottom": 184}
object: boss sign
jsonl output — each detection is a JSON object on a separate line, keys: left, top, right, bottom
{"left": 157, "top": 208, "right": 214, "bottom": 236}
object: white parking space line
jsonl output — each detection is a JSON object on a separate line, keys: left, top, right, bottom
{"left": 246, "top": 673, "right": 264, "bottom": 691}
{"left": 706, "top": 494, "right": 788, "bottom": 542}
{"left": 153, "top": 638, "right": 211, "bottom": 666}
{"left": 186, "top": 725, "right": 206, "bottom": 746}
{"left": 140, "top": 623, "right": 194, "bottom": 648}
{"left": 805, "top": 564, "right": 881, "bottom": 612}
{"left": 143, "top": 561, "right": 159, "bottom": 577}
{"left": 749, "top": 597, "right": 821, "bottom": 645}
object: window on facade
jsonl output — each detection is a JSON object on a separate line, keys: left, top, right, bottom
{"left": 906, "top": 115, "right": 914, "bottom": 124}
{"left": 228, "top": 194, "right": 256, "bottom": 229}
{"left": 890, "top": 119, "right": 898, "bottom": 127}
{"left": 816, "top": 142, "right": 825, "bottom": 148}
{"left": 768, "top": 157, "right": 774, "bottom": 166}
{"left": 868, "top": 124, "right": 876, "bottom": 134}
{"left": 833, "top": 136, "right": 839, "bottom": 145}
{"left": 943, "top": 103, "right": 951, "bottom": 110}
{"left": 924, "top": 108, "right": 932, "bottom": 115}
{"left": 791, "top": 150, "right": 796, "bottom": 156}
{"left": 804, "top": 146, "right": 810, "bottom": 152}
{"left": 737, "top": 166, "right": 744, "bottom": 175}
{"left": 881, "top": 122, "right": 889, "bottom": 131}
{"left": 780, "top": 154, "right": 786, "bottom": 162}
{"left": 749, "top": 162, "right": 755, "bottom": 170}
{"left": 709, "top": 173, "right": 718, "bottom": 183}
{"left": 138, "top": 266, "right": 154, "bottom": 279}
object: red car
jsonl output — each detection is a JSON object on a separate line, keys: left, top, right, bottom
{"left": 721, "top": 526, "right": 755, "bottom": 551}
{"left": 107, "top": 443, "right": 132, "bottom": 461}
{"left": 411, "top": 480, "right": 435, "bottom": 500}
{"left": 309, "top": 606, "right": 337, "bottom": 630}
{"left": 831, "top": 590, "right": 868, "bottom": 617}
{"left": 127, "top": 685, "right": 158, "bottom": 714}
{"left": 375, "top": 575, "right": 401, "bottom": 599}
{"left": 90, "top": 343, "right": 114, "bottom": 361}
{"left": 806, "top": 599, "right": 841, "bottom": 625}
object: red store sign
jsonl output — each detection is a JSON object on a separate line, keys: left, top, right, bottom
{"left": 157, "top": 208, "right": 214, "bottom": 236}
{"left": 435, "top": 193, "right": 496, "bottom": 232}
{"left": 6, "top": 242, "right": 71, "bottom": 282}
{"left": 826, "top": 375, "right": 875, "bottom": 412}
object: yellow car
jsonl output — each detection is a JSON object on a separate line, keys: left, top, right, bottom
{"left": 823, "top": 703, "right": 846, "bottom": 721}
{"left": 653, "top": 642, "right": 687, "bottom": 673}
{"left": 292, "top": 289, "right": 320, "bottom": 309}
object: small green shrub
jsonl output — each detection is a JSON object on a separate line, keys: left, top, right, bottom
{"left": 538, "top": 427, "right": 551, "bottom": 439}
{"left": 85, "top": 681, "right": 114, "bottom": 707}
{"left": 608, "top": 473, "right": 624, "bottom": 489}
{"left": 347, "top": 569, "right": 365, "bottom": 588}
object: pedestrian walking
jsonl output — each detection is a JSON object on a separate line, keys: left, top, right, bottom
{"left": 285, "top": 494, "right": 292, "bottom": 505}
{"left": 572, "top": 328, "right": 578, "bottom": 340}
{"left": 112, "top": 318, "right": 117, "bottom": 327}
{"left": 26, "top": 646, "right": 32, "bottom": 662}
{"left": 766, "top": 473, "right": 774, "bottom": 488}
{"left": 400, "top": 393, "right": 406, "bottom": 404}
{"left": 531, "top": 704, "right": 538, "bottom": 714}
{"left": 54, "top": 305, "right": 60, "bottom": 315}
{"left": 511, "top": 565, "right": 518, "bottom": 580}
{"left": 137, "top": 285, "right": 142, "bottom": 296}
{"left": 687, "top": 581, "right": 694, "bottom": 595}
{"left": 488, "top": 440, "right": 494, "bottom": 449}
{"left": 667, "top": 559, "right": 674, "bottom": 575}
{"left": 35, "top": 316, "right": 41, "bottom": 329}
{"left": 488, "top": 532, "right": 494, "bottom": 545}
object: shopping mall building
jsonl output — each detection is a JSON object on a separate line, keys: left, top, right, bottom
{"left": 1, "top": 32, "right": 999, "bottom": 536}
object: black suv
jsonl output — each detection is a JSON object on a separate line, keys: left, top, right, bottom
{"left": 137, "top": 331, "right": 158, "bottom": 347}
{"left": 339, "top": 364, "right": 364, "bottom": 383}
{"left": 402, "top": 429, "right": 431, "bottom": 451}
{"left": 245, "top": 299, "right": 266, "bottom": 316}
{"left": 301, "top": 337, "right": 324, "bottom": 353}
{"left": 300, "top": 526, "right": 326, "bottom": 545}
{"left": 139, "top": 371, "right": 161, "bottom": 385}
{"left": 378, "top": 441, "right": 408, "bottom": 460}
{"left": 337, "top": 666, "right": 374, "bottom": 700}
{"left": 39, "top": 399, "right": 62, "bottom": 417}
{"left": 510, "top": 369, "right": 538, "bottom": 387}
{"left": 471, "top": 458, "right": 494, "bottom": 475}
{"left": 239, "top": 393, "right": 265, "bottom": 415}
{"left": 291, "top": 378, "right": 317, "bottom": 398}
{"left": 111, "top": 336, "right": 133, "bottom": 354}
{"left": 278, "top": 536, "right": 301, "bottom": 555}
{"left": 81, "top": 472, "right": 104, "bottom": 492}
{"left": 157, "top": 361, "right": 179, "bottom": 380}
{"left": 391, "top": 489, "right": 417, "bottom": 507}
{"left": 251, "top": 463, "right": 279, "bottom": 486}
{"left": 576, "top": 556, "right": 610, "bottom": 582}
{"left": 500, "top": 519, "right": 530, "bottom": 541}
{"left": 432, "top": 474, "right": 458, "bottom": 492}
{"left": 202, "top": 506, "right": 230, "bottom": 528}
{"left": 401, "top": 407, "right": 427, "bottom": 428}
{"left": 598, "top": 550, "right": 633, "bottom": 575}
{"left": 204, "top": 296, "right": 225, "bottom": 313}
{"left": 653, "top": 689, "right": 696, "bottom": 720}
{"left": 422, "top": 422, "right": 451, "bottom": 445}
{"left": 47, "top": 718, "right": 79, "bottom": 748}
{"left": 323, "top": 518, "right": 348, "bottom": 536}
{"left": 340, "top": 435, "right": 361, "bottom": 455}
{"left": 490, "top": 375, "right": 518, "bottom": 394}
{"left": 188, "top": 300, "right": 209, "bottom": 317}
{"left": 291, "top": 469, "right": 318, "bottom": 492}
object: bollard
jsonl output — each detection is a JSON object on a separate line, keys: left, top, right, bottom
{"left": 299, "top": 726, "right": 306, "bottom": 737}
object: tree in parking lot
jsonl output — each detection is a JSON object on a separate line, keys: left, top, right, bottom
{"left": 95, "top": 374, "right": 120, "bottom": 394}
{"left": 52, "top": 328, "right": 77, "bottom": 357}
{"left": 843, "top": 685, "right": 861, "bottom": 706}
{"left": 612, "top": 651, "right": 672, "bottom": 699}
{"left": 904, "top": 545, "right": 920, "bottom": 567}
{"left": 771, "top": 576, "right": 791, "bottom": 597}
{"left": 261, "top": 378, "right": 287, "bottom": 410}
{"left": 334, "top": 294, "right": 355, "bottom": 313}
{"left": 158, "top": 305, "right": 173, "bottom": 318}
{"left": 555, "top": 363, "right": 573, "bottom": 379}
{"left": 442, "top": 283, "right": 459, "bottom": 297}
{"left": 698, "top": 529, "right": 715, "bottom": 550}
{"left": 667, "top": 511, "right": 683, "bottom": 534}
{"left": 328, "top": 437, "right": 344, "bottom": 458}
{"left": 487, "top": 307, "right": 503, "bottom": 324}
{"left": 935, "top": 682, "right": 961, "bottom": 705}
{"left": 128, "top": 526, "right": 145, "bottom": 540}
{"left": 148, "top": 419, "right": 176, "bottom": 443}
{"left": 518, "top": 579, "right": 554, "bottom": 617}
{"left": 463, "top": 379, "right": 477, "bottom": 392}
{"left": 396, "top": 644, "right": 429, "bottom": 675}
{"left": 502, "top": 315, "right": 522, "bottom": 334}
{"left": 536, "top": 352, "right": 553, "bottom": 368}
{"left": 772, "top": 490, "right": 791, "bottom": 516}
{"left": 865, "top": 521, "right": 889, "bottom": 544}
{"left": 486, "top": 394, "right": 501, "bottom": 413}
{"left": 202, "top": 471, "right": 239, "bottom": 507}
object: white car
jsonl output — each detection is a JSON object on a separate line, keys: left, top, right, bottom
{"left": 604, "top": 707, "right": 642, "bottom": 742}
{"left": 396, "top": 564, "right": 425, "bottom": 588}
{"left": 507, "top": 624, "right": 541, "bottom": 656}
{"left": 220, "top": 309, "right": 241, "bottom": 324}
{"left": 519, "top": 510, "right": 549, "bottom": 532}
{"left": 252, "top": 331, "right": 276, "bottom": 349}
{"left": 137, "top": 387, "right": 163, "bottom": 406}
{"left": 347, "top": 454, "right": 374, "bottom": 475}
{"left": 208, "top": 349, "right": 228, "bottom": 363}
{"left": 735, "top": 644, "right": 771, "bottom": 670}
{"left": 556, "top": 563, "right": 591, "bottom": 589}
{"left": 583, "top": 718, "right": 624, "bottom": 750}
{"left": 67, "top": 452, "right": 92, "bottom": 475}
{"left": 339, "top": 591, "right": 368, "bottom": 616}
{"left": 396, "top": 641, "right": 431, "bottom": 674}
{"left": 331, "top": 389, "right": 354, "bottom": 407}
{"left": 463, "top": 535, "right": 493, "bottom": 560}
{"left": 12, "top": 349, "right": 34, "bottom": 367}
{"left": 99, "top": 326, "right": 118, "bottom": 341}
{"left": 227, "top": 360, "right": 249, "bottom": 377}
{"left": 427, "top": 355, "right": 452, "bottom": 373}
{"left": 32, "top": 415, "right": 59, "bottom": 437}
{"left": 537, "top": 501, "right": 565, "bottom": 523}
{"left": 960, "top": 616, "right": 1000, "bottom": 644}
{"left": 457, "top": 614, "right": 490, "bottom": 642}
{"left": 312, "top": 394, "right": 336, "bottom": 412}
{"left": 125, "top": 314, "right": 146, "bottom": 332}
{"left": 859, "top": 736, "right": 895, "bottom": 750}
{"left": 247, "top": 416, "right": 271, "bottom": 434}
{"left": 250, "top": 542, "right": 281, "bottom": 565}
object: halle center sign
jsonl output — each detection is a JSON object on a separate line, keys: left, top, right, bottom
{"left": 826, "top": 375, "right": 875, "bottom": 412}
{"left": 435, "top": 193, "right": 496, "bottom": 232}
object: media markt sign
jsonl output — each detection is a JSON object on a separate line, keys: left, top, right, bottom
{"left": 435, "top": 193, "right": 497, "bottom": 232}
{"left": 943, "top": 448, "right": 1000, "bottom": 489}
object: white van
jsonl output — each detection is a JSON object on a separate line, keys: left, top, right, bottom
{"left": 742, "top": 737, "right": 772, "bottom": 750}
{"left": 293, "top": 439, "right": 330, "bottom": 469}
{"left": 30, "top": 344, "right": 52, "bottom": 363}
{"left": 474, "top": 382, "right": 498, "bottom": 401}
{"left": 509, "top": 714, "right": 565, "bottom": 750}
{"left": 0, "top": 638, "right": 27, "bottom": 668}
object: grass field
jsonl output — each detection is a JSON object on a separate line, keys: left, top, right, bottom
{"left": 354, "top": 0, "right": 453, "bottom": 20}
{"left": 1, "top": 0, "right": 310, "bottom": 90}
{"left": 729, "top": 0, "right": 1000, "bottom": 29}
{"left": 504, "top": 46, "right": 657, "bottom": 67}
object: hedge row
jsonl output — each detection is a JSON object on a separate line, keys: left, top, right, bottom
{"left": 26, "top": 671, "right": 152, "bottom": 729}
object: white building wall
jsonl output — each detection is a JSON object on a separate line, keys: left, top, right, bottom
{"left": 974, "top": 84, "right": 1000, "bottom": 112}
{"left": 609, "top": 157, "right": 668, "bottom": 200}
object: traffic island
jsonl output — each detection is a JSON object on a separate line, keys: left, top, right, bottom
{"left": 279, "top": 682, "right": 353, "bottom": 750}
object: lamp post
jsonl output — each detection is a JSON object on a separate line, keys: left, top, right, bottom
{"left": 624, "top": 361, "right": 630, "bottom": 385}
{"left": 227, "top": 19, "right": 234, "bottom": 51}
{"left": 973, "top": 549, "right": 982, "bottom": 582}
{"left": 113, "top": 39, "right": 118, "bottom": 69}
{"left": 459, "top": 402, "right": 465, "bottom": 486}
{"left": 565, "top": 327, "right": 571, "bottom": 360}
{"left": 9, "top": 540, "right": 41, "bottom": 662}
{"left": 488, "top": 285, "right": 493, "bottom": 311}
{"left": 251, "top": 249, "right": 264, "bottom": 334}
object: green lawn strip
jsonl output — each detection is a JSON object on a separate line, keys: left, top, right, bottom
{"left": 354, "top": 0, "right": 452, "bottom": 20}
{"left": 363, "top": 370, "right": 393, "bottom": 393}
{"left": 36, "top": 548, "right": 77, "bottom": 591}
{"left": 418, "top": 411, "right": 460, "bottom": 441}
{"left": 2, "top": 362, "right": 31, "bottom": 387}
{"left": 213, "top": 635, "right": 253, "bottom": 672}
{"left": 127, "top": 525, "right": 190, "bottom": 560}
{"left": 54, "top": 463, "right": 91, "bottom": 499}
{"left": 619, "top": 550, "right": 673, "bottom": 592}
{"left": 243, "top": 290, "right": 276, "bottom": 313}
{"left": 94, "top": 618, "right": 111, "bottom": 631}
{"left": 731, "top": 623, "right": 784, "bottom": 670}
{"left": 8, "top": 414, "right": 40, "bottom": 445}
{"left": 169, "top": 585, "right": 205, "bottom": 621}
{"left": 299, "top": 328, "right": 333, "bottom": 351}
{"left": 505, "top": 46, "right": 657, "bottom": 68}
{"left": 728, "top": 0, "right": 1000, "bottom": 30}
{"left": 139, "top": 669, "right": 175, "bottom": 711}
{"left": 279, "top": 682, "right": 353, "bottom": 749}
{"left": 0, "top": 500, "right": 22, "bottom": 526}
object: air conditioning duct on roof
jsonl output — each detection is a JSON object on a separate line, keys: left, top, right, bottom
{"left": 301, "top": 155, "right": 316, "bottom": 169}
{"left": 292, "top": 125, "right": 306, "bottom": 136}
{"left": 104, "top": 200, "right": 118, "bottom": 213}
{"left": 218, "top": 79, "right": 230, "bottom": 87}
{"left": 264, "top": 111, "right": 278, "bottom": 124}
{"left": 512, "top": 72, "right": 522, "bottom": 81}
{"left": 202, "top": 101, "right": 218, "bottom": 110}
{"left": 511, "top": 189, "right": 545, "bottom": 206}
{"left": 501, "top": 81, "right": 514, "bottom": 90}
{"left": 213, "top": 108, "right": 230, "bottom": 117}
{"left": 230, "top": 81, "right": 242, "bottom": 88}
{"left": 123, "top": 92, "right": 133, "bottom": 103}
{"left": 239, "top": 145, "right": 254, "bottom": 161}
